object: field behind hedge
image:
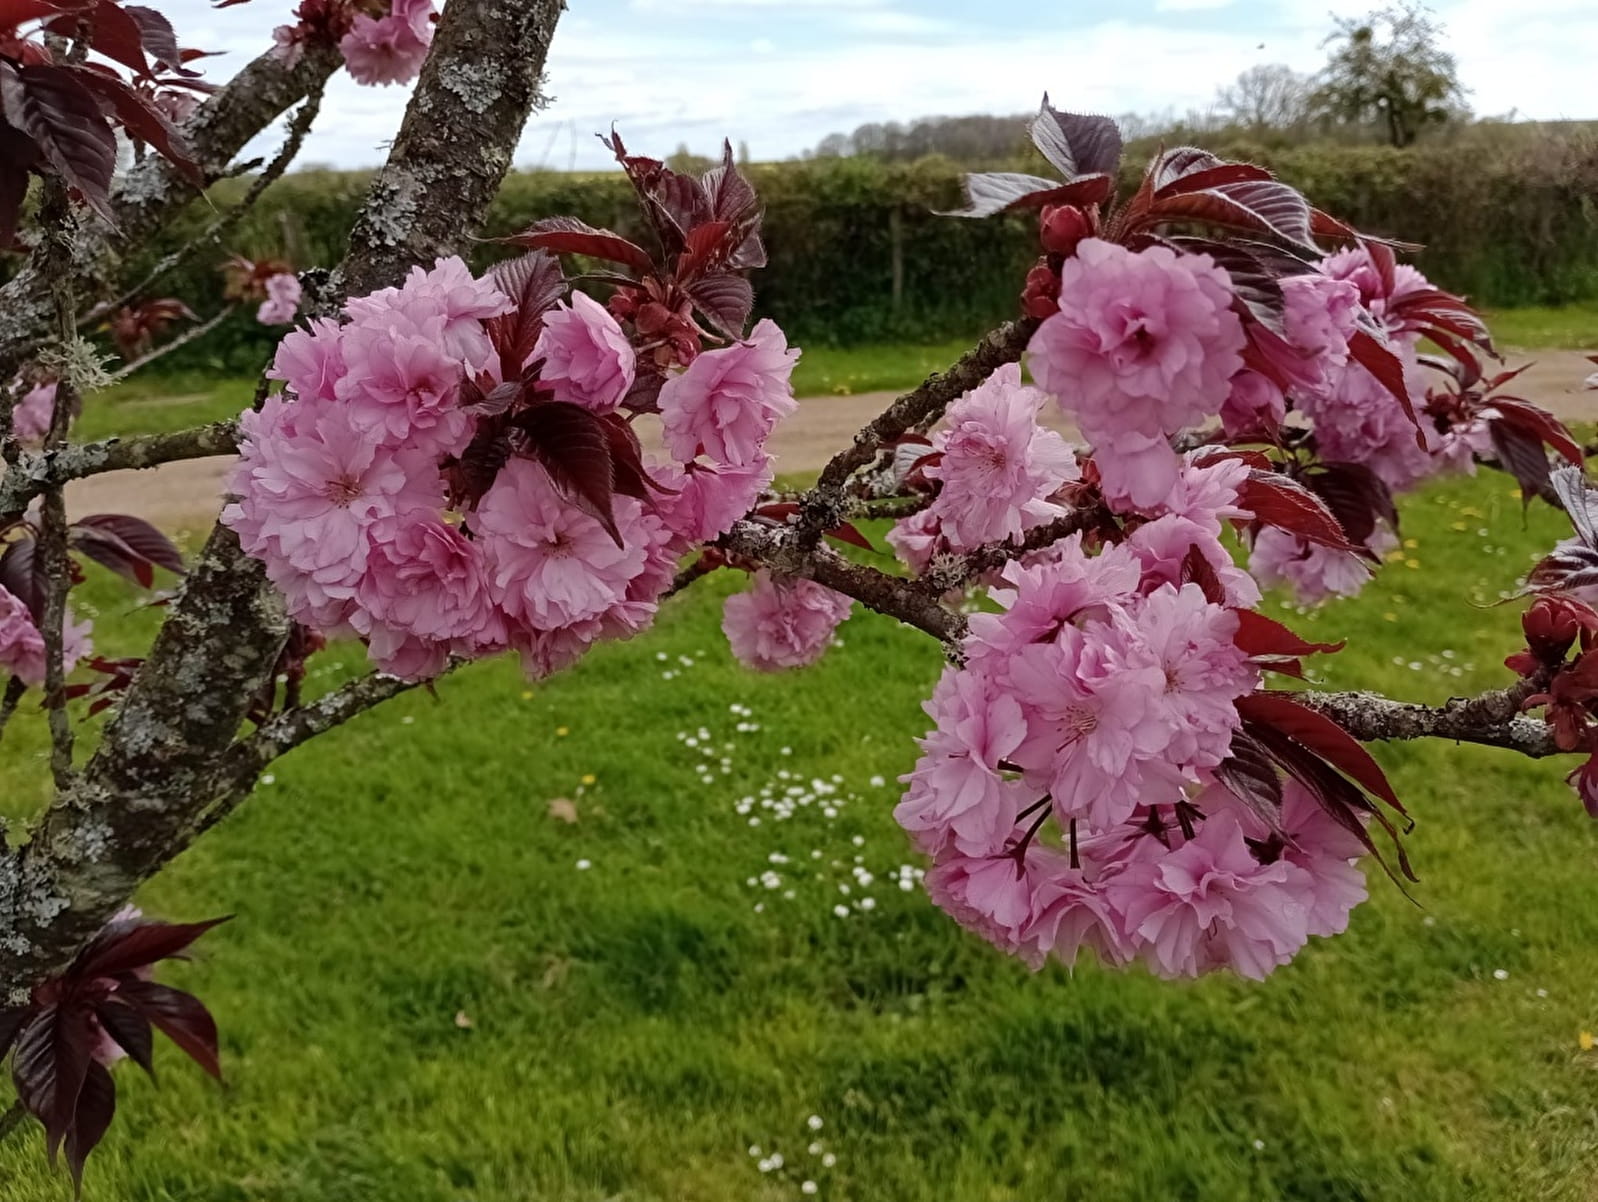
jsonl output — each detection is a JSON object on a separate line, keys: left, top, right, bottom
{"left": 98, "top": 125, "right": 1598, "bottom": 373}
{"left": 5, "top": 469, "right": 1598, "bottom": 1201}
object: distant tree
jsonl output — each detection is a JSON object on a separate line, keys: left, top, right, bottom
{"left": 665, "top": 142, "right": 715, "bottom": 174}
{"left": 1310, "top": 1, "right": 1468, "bottom": 147}
{"left": 1216, "top": 64, "right": 1312, "bottom": 135}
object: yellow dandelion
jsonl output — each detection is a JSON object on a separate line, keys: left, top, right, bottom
{"left": 1405, "top": 559, "right": 1421, "bottom": 570}
{"left": 556, "top": 726, "right": 569, "bottom": 737}
{"left": 581, "top": 773, "right": 597, "bottom": 786}
{"left": 1451, "top": 522, "right": 1468, "bottom": 532}
{"left": 1581, "top": 1031, "right": 1594, "bottom": 1051}
{"left": 521, "top": 690, "right": 534, "bottom": 701}
{"left": 1403, "top": 538, "right": 1418, "bottom": 550}
{"left": 1384, "top": 612, "right": 1398, "bottom": 622}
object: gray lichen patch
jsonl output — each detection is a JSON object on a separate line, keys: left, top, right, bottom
{"left": 440, "top": 61, "right": 508, "bottom": 115}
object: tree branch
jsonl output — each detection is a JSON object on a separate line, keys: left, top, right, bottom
{"left": 0, "top": 0, "right": 566, "bottom": 1000}
{"left": 1297, "top": 684, "right": 1559, "bottom": 758}
{"left": 0, "top": 44, "right": 342, "bottom": 375}
{"left": 799, "top": 317, "right": 1037, "bottom": 538}
{"left": 109, "top": 307, "right": 239, "bottom": 384}
{"left": 0, "top": 422, "right": 241, "bottom": 524}
{"left": 718, "top": 519, "right": 964, "bottom": 644}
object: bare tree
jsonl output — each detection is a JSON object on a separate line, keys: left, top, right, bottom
{"left": 1215, "top": 64, "right": 1313, "bottom": 136}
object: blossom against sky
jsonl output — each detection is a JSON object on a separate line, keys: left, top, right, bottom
{"left": 163, "top": 0, "right": 1594, "bottom": 169}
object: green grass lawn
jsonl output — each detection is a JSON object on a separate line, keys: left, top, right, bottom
{"left": 1483, "top": 301, "right": 1598, "bottom": 352}
{"left": 4, "top": 467, "right": 1598, "bottom": 1200}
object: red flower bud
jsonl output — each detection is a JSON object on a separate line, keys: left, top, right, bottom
{"left": 1523, "top": 596, "right": 1590, "bottom": 664}
{"left": 1569, "top": 752, "right": 1598, "bottom": 819}
{"left": 1021, "top": 260, "right": 1060, "bottom": 320}
{"left": 1039, "top": 204, "right": 1094, "bottom": 257}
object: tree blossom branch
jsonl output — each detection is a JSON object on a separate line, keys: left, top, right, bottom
{"left": 718, "top": 519, "right": 964, "bottom": 643}
{"left": 0, "top": 0, "right": 566, "bottom": 1001}
{"left": 0, "top": 422, "right": 241, "bottom": 524}
{"left": 800, "top": 317, "right": 1037, "bottom": 538}
{"left": 0, "top": 44, "right": 343, "bottom": 375}
{"left": 1297, "top": 685, "right": 1559, "bottom": 757}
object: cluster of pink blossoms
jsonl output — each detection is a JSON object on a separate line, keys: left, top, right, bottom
{"left": 721, "top": 570, "right": 852, "bottom": 672}
{"left": 0, "top": 585, "right": 91, "bottom": 686}
{"left": 896, "top": 494, "right": 1367, "bottom": 978}
{"left": 271, "top": 0, "right": 436, "bottom": 87}
{"left": 227, "top": 256, "right": 815, "bottom": 681}
{"left": 1024, "top": 238, "right": 1478, "bottom": 605}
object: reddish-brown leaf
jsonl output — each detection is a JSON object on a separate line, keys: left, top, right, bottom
{"left": 1236, "top": 691, "right": 1405, "bottom": 815}
{"left": 66, "top": 66, "right": 200, "bottom": 185}
{"left": 1241, "top": 472, "right": 1359, "bottom": 552}
{"left": 74, "top": 916, "right": 229, "bottom": 980}
{"left": 1347, "top": 327, "right": 1420, "bottom": 432}
{"left": 116, "top": 980, "right": 221, "bottom": 1079}
{"left": 0, "top": 62, "right": 117, "bottom": 223}
{"left": 516, "top": 401, "right": 619, "bottom": 543}
{"left": 500, "top": 216, "right": 653, "bottom": 273}
{"left": 63, "top": 1059, "right": 116, "bottom": 1194}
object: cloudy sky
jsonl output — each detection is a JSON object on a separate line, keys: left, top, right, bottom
{"left": 162, "top": 0, "right": 1595, "bottom": 170}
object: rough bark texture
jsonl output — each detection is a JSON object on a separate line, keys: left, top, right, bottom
{"left": 0, "top": 0, "right": 564, "bottom": 1002}
{"left": 1298, "top": 687, "right": 1560, "bottom": 757}
{"left": 0, "top": 44, "right": 341, "bottom": 371}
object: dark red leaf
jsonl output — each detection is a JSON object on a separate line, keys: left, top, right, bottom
{"left": 123, "top": 4, "right": 180, "bottom": 70}
{"left": 74, "top": 916, "right": 228, "bottom": 980}
{"left": 1212, "top": 730, "right": 1287, "bottom": 837}
{"left": 1180, "top": 543, "right": 1225, "bottom": 605}
{"left": 116, "top": 980, "right": 220, "bottom": 1079}
{"left": 943, "top": 171, "right": 1112, "bottom": 219}
{"left": 484, "top": 248, "right": 564, "bottom": 377}
{"left": 73, "top": 514, "right": 184, "bottom": 573}
{"left": 699, "top": 140, "right": 764, "bottom": 269}
{"left": 501, "top": 216, "right": 653, "bottom": 273}
{"left": 93, "top": 999, "right": 154, "bottom": 1077}
{"left": 1241, "top": 472, "right": 1359, "bottom": 552}
{"left": 1153, "top": 161, "right": 1275, "bottom": 197}
{"left": 1551, "top": 466, "right": 1598, "bottom": 547}
{"left": 1348, "top": 327, "right": 1420, "bottom": 432}
{"left": 66, "top": 67, "right": 200, "bottom": 186}
{"left": 1143, "top": 178, "right": 1316, "bottom": 252}
{"left": 52, "top": 0, "right": 150, "bottom": 78}
{"left": 1232, "top": 608, "right": 1345, "bottom": 674}
{"left": 599, "top": 412, "right": 669, "bottom": 501}
{"left": 677, "top": 219, "right": 730, "bottom": 277}
{"left": 0, "top": 62, "right": 117, "bottom": 224}
{"left": 826, "top": 522, "right": 874, "bottom": 552}
{"left": 1490, "top": 420, "right": 1555, "bottom": 507}
{"left": 63, "top": 1059, "right": 115, "bottom": 1194}
{"left": 1028, "top": 95, "right": 1123, "bottom": 178}
{"left": 1490, "top": 398, "right": 1583, "bottom": 467}
{"left": 0, "top": 533, "right": 44, "bottom": 621}
{"left": 683, "top": 272, "right": 753, "bottom": 341}
{"left": 1301, "top": 461, "right": 1398, "bottom": 547}
{"left": 0, "top": 0, "right": 84, "bottom": 23}
{"left": 0, "top": 155, "right": 35, "bottom": 251}
{"left": 1236, "top": 691, "right": 1405, "bottom": 815}
{"left": 515, "top": 401, "right": 619, "bottom": 543}
{"left": 11, "top": 1003, "right": 94, "bottom": 1161}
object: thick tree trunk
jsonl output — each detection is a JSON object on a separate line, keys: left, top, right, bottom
{"left": 0, "top": 0, "right": 565, "bottom": 1003}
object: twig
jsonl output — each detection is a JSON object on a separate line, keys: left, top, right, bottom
{"left": 82, "top": 83, "right": 328, "bottom": 326}
{"left": 848, "top": 494, "right": 931, "bottom": 521}
{"left": 109, "top": 306, "right": 238, "bottom": 383}
{"left": 919, "top": 505, "right": 1106, "bottom": 594}
{"left": 0, "top": 421, "right": 241, "bottom": 523}
{"left": 799, "top": 317, "right": 1037, "bottom": 540}
{"left": 1296, "top": 684, "right": 1559, "bottom": 758}
{"left": 665, "top": 555, "right": 719, "bottom": 600}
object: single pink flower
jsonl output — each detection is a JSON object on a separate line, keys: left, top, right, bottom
{"left": 1127, "top": 514, "right": 1261, "bottom": 609}
{"left": 533, "top": 291, "right": 636, "bottom": 413}
{"left": 896, "top": 667, "right": 1030, "bottom": 857}
{"left": 885, "top": 507, "right": 941, "bottom": 576}
{"left": 1220, "top": 369, "right": 1285, "bottom": 439}
{"left": 1105, "top": 809, "right": 1311, "bottom": 980}
{"left": 1248, "top": 526, "right": 1394, "bottom": 605}
{"left": 925, "top": 362, "right": 1078, "bottom": 547}
{"left": 651, "top": 455, "right": 773, "bottom": 545}
{"left": 1028, "top": 239, "right": 1244, "bottom": 509}
{"left": 340, "top": 10, "right": 430, "bottom": 86}
{"left": 659, "top": 318, "right": 799, "bottom": 466}
{"left": 721, "top": 569, "right": 850, "bottom": 671}
{"left": 343, "top": 256, "right": 510, "bottom": 373}
{"left": 256, "top": 272, "right": 302, "bottom": 325}
{"left": 11, "top": 379, "right": 56, "bottom": 445}
{"left": 0, "top": 586, "right": 91, "bottom": 687}
{"left": 269, "top": 316, "right": 348, "bottom": 404}
{"left": 334, "top": 316, "right": 467, "bottom": 454}
{"left": 966, "top": 534, "right": 1141, "bottom": 666}
{"left": 269, "top": 22, "right": 305, "bottom": 67}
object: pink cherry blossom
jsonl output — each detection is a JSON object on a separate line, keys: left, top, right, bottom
{"left": 885, "top": 507, "right": 941, "bottom": 576}
{"left": 474, "top": 457, "right": 649, "bottom": 631}
{"left": 1276, "top": 781, "right": 1369, "bottom": 938}
{"left": 966, "top": 534, "right": 1141, "bottom": 665}
{"left": 269, "top": 22, "right": 305, "bottom": 67}
{"left": 1126, "top": 584, "right": 1257, "bottom": 767}
{"left": 1003, "top": 621, "right": 1182, "bottom": 830}
{"left": 1298, "top": 351, "right": 1438, "bottom": 493}
{"left": 1148, "top": 451, "right": 1253, "bottom": 531}
{"left": 721, "top": 569, "right": 851, "bottom": 671}
{"left": 533, "top": 291, "right": 636, "bottom": 413}
{"left": 334, "top": 316, "right": 467, "bottom": 454}
{"left": 256, "top": 272, "right": 302, "bottom": 325}
{"left": 659, "top": 318, "right": 799, "bottom": 466}
{"left": 340, "top": 8, "right": 430, "bottom": 87}
{"left": 0, "top": 586, "right": 91, "bottom": 687}
{"left": 1220, "top": 368, "right": 1286, "bottom": 439}
{"left": 924, "top": 363, "right": 1078, "bottom": 547}
{"left": 1320, "top": 245, "right": 1431, "bottom": 338}
{"left": 343, "top": 257, "right": 509, "bottom": 372}
{"left": 353, "top": 515, "right": 503, "bottom": 679}
{"left": 1281, "top": 271, "right": 1360, "bottom": 389}
{"left": 1248, "top": 525, "right": 1396, "bottom": 605}
{"left": 896, "top": 667, "right": 1030, "bottom": 857}
{"left": 1127, "top": 514, "right": 1261, "bottom": 609}
{"left": 223, "top": 398, "right": 443, "bottom": 628}
{"left": 1028, "top": 238, "right": 1244, "bottom": 509}
{"left": 11, "top": 379, "right": 55, "bottom": 445}
{"left": 652, "top": 456, "right": 773, "bottom": 545}
{"left": 269, "top": 316, "right": 348, "bottom": 404}
{"left": 1105, "top": 809, "right": 1311, "bottom": 980}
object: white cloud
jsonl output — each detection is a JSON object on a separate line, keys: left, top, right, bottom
{"left": 1155, "top": 0, "right": 1239, "bottom": 11}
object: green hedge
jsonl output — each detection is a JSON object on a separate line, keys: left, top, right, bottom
{"left": 107, "top": 133, "right": 1598, "bottom": 372}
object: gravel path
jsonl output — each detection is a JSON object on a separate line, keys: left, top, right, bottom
{"left": 64, "top": 348, "right": 1598, "bottom": 534}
